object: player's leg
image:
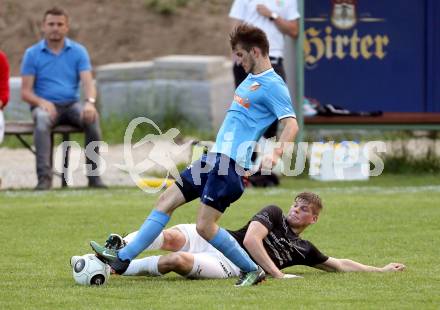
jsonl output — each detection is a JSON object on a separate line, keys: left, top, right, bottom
{"left": 158, "top": 252, "right": 194, "bottom": 276}
{"left": 121, "top": 252, "right": 192, "bottom": 277}
{"left": 90, "top": 155, "right": 207, "bottom": 273}
{"left": 197, "top": 204, "right": 257, "bottom": 274}
{"left": 116, "top": 184, "right": 186, "bottom": 262}
{"left": 123, "top": 226, "right": 187, "bottom": 252}
{"left": 123, "top": 252, "right": 239, "bottom": 279}
{"left": 172, "top": 224, "right": 241, "bottom": 278}
{"left": 121, "top": 255, "right": 164, "bottom": 276}
{"left": 114, "top": 153, "right": 215, "bottom": 264}
{"left": 185, "top": 252, "right": 240, "bottom": 279}
{"left": 197, "top": 155, "right": 265, "bottom": 286}
{"left": 91, "top": 183, "right": 186, "bottom": 273}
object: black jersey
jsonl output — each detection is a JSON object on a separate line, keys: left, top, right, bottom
{"left": 228, "top": 205, "right": 328, "bottom": 269}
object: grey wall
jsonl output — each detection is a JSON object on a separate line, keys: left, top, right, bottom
{"left": 96, "top": 55, "right": 234, "bottom": 131}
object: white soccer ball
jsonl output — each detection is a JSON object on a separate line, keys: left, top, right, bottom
{"left": 71, "top": 254, "right": 110, "bottom": 286}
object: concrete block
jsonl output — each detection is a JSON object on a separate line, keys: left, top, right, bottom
{"left": 96, "top": 55, "right": 234, "bottom": 132}
{"left": 96, "top": 61, "right": 154, "bottom": 82}
{"left": 4, "top": 77, "right": 31, "bottom": 121}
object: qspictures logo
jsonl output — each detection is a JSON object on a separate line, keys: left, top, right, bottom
{"left": 305, "top": 0, "right": 389, "bottom": 67}
{"left": 54, "top": 118, "right": 387, "bottom": 192}
{"left": 119, "top": 117, "right": 192, "bottom": 193}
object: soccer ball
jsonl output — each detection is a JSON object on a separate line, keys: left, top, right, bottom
{"left": 71, "top": 254, "right": 110, "bottom": 286}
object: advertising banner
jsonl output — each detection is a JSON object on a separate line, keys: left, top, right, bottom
{"left": 304, "top": 0, "right": 437, "bottom": 112}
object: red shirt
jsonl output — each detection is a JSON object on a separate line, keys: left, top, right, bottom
{"left": 0, "top": 50, "right": 10, "bottom": 108}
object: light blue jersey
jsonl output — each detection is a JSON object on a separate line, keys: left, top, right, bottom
{"left": 212, "top": 68, "right": 296, "bottom": 169}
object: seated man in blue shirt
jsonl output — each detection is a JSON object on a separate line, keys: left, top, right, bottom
{"left": 21, "top": 7, "right": 105, "bottom": 190}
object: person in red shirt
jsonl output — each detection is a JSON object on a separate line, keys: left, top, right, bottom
{"left": 0, "top": 50, "right": 10, "bottom": 144}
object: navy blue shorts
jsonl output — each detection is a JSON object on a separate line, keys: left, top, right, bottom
{"left": 175, "top": 153, "right": 245, "bottom": 213}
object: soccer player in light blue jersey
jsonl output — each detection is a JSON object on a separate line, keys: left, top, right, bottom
{"left": 91, "top": 24, "right": 299, "bottom": 287}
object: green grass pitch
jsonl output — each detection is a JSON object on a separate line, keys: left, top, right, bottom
{"left": 1, "top": 174, "right": 439, "bottom": 309}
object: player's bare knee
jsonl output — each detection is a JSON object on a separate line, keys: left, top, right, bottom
{"left": 161, "top": 229, "right": 178, "bottom": 251}
{"left": 162, "top": 229, "right": 185, "bottom": 251}
{"left": 161, "top": 230, "right": 173, "bottom": 249}
{"left": 168, "top": 252, "right": 192, "bottom": 269}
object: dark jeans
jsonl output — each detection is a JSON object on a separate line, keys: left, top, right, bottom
{"left": 232, "top": 58, "right": 286, "bottom": 138}
{"left": 32, "top": 102, "right": 102, "bottom": 181}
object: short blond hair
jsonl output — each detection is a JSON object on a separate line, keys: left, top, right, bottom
{"left": 295, "top": 192, "right": 323, "bottom": 215}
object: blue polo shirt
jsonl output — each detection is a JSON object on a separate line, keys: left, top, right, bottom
{"left": 21, "top": 38, "right": 92, "bottom": 105}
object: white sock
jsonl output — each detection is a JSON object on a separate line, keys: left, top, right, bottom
{"left": 123, "top": 231, "right": 164, "bottom": 250}
{"left": 122, "top": 256, "right": 163, "bottom": 276}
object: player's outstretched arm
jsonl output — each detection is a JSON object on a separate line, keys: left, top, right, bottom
{"left": 314, "top": 257, "right": 406, "bottom": 273}
{"left": 261, "top": 117, "right": 298, "bottom": 171}
{"left": 243, "top": 221, "right": 285, "bottom": 279}
{"left": 277, "top": 117, "right": 298, "bottom": 150}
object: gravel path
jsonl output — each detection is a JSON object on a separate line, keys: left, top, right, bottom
{"left": 0, "top": 141, "right": 193, "bottom": 190}
{"left": 1, "top": 137, "right": 439, "bottom": 190}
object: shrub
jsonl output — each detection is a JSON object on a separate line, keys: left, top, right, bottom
{"left": 145, "top": 0, "right": 190, "bottom": 15}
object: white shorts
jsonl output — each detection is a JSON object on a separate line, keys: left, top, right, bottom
{"left": 172, "top": 224, "right": 241, "bottom": 279}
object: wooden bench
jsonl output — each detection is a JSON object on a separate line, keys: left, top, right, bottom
{"left": 303, "top": 112, "right": 440, "bottom": 131}
{"left": 4, "top": 121, "right": 82, "bottom": 187}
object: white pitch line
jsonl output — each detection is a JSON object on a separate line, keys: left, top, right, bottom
{"left": 3, "top": 185, "right": 440, "bottom": 199}
{"left": 251, "top": 185, "right": 440, "bottom": 196}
